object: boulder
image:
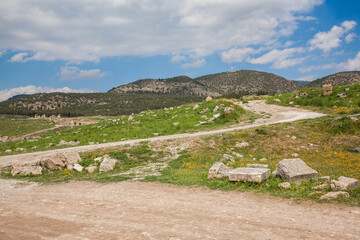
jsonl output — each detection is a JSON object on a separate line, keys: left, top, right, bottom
{"left": 11, "top": 162, "right": 42, "bottom": 176}
{"left": 207, "top": 162, "right": 233, "bottom": 180}
{"left": 41, "top": 153, "right": 66, "bottom": 170}
{"left": 229, "top": 168, "right": 270, "bottom": 183}
{"left": 63, "top": 152, "right": 82, "bottom": 165}
{"left": 246, "top": 164, "right": 268, "bottom": 168}
{"left": 331, "top": 176, "right": 358, "bottom": 191}
{"left": 319, "top": 191, "right": 350, "bottom": 200}
{"left": 275, "top": 158, "right": 318, "bottom": 183}
{"left": 278, "top": 182, "right": 291, "bottom": 189}
{"left": 99, "top": 155, "right": 118, "bottom": 172}
{"left": 73, "top": 163, "right": 83, "bottom": 172}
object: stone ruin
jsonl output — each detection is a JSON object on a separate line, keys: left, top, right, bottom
{"left": 323, "top": 84, "right": 333, "bottom": 96}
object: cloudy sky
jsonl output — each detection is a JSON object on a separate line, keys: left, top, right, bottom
{"left": 1, "top": 0, "right": 359, "bottom": 101}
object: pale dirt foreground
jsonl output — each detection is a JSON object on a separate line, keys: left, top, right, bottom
{"left": 2, "top": 101, "right": 359, "bottom": 239}
{"left": 1, "top": 180, "right": 359, "bottom": 240}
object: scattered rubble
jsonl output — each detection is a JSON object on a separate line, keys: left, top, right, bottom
{"left": 319, "top": 191, "right": 350, "bottom": 200}
{"left": 331, "top": 176, "right": 358, "bottom": 191}
{"left": 207, "top": 162, "right": 233, "bottom": 180}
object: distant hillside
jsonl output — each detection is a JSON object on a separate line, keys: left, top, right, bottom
{"left": 110, "top": 70, "right": 300, "bottom": 96}
{"left": 0, "top": 92, "right": 203, "bottom": 117}
{"left": 305, "top": 71, "right": 360, "bottom": 88}
{"left": 292, "top": 80, "right": 310, "bottom": 86}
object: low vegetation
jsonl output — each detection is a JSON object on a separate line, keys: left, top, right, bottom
{"left": 0, "top": 99, "right": 256, "bottom": 156}
{"left": 266, "top": 82, "right": 360, "bottom": 114}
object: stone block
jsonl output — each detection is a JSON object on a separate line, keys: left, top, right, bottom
{"left": 331, "top": 176, "right": 358, "bottom": 191}
{"left": 246, "top": 164, "right": 268, "bottom": 168}
{"left": 229, "top": 168, "right": 270, "bottom": 183}
{"left": 275, "top": 158, "right": 318, "bottom": 183}
{"left": 11, "top": 162, "right": 42, "bottom": 176}
{"left": 208, "top": 162, "right": 232, "bottom": 180}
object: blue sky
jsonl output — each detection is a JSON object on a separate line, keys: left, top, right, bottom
{"left": 0, "top": 0, "right": 359, "bottom": 101}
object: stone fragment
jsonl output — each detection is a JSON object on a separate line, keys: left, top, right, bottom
{"left": 289, "top": 102, "right": 294, "bottom": 105}
{"left": 208, "top": 162, "right": 233, "bottom": 180}
{"left": 278, "top": 182, "right": 291, "bottom": 189}
{"left": 11, "top": 162, "right": 42, "bottom": 176}
{"left": 229, "top": 168, "right": 270, "bottom": 183}
{"left": 323, "top": 84, "right": 333, "bottom": 95}
{"left": 235, "top": 141, "right": 249, "bottom": 148}
{"left": 94, "top": 157, "right": 103, "bottom": 162}
{"left": 63, "top": 152, "right": 82, "bottom": 165}
{"left": 99, "top": 155, "right": 118, "bottom": 172}
{"left": 173, "top": 122, "right": 179, "bottom": 126}
{"left": 73, "top": 164, "right": 83, "bottom": 172}
{"left": 320, "top": 176, "right": 330, "bottom": 182}
{"left": 208, "top": 113, "right": 221, "bottom": 122}
{"left": 86, "top": 165, "right": 97, "bottom": 173}
{"left": 0, "top": 136, "right": 8, "bottom": 142}
{"left": 274, "top": 99, "right": 280, "bottom": 102}
{"left": 350, "top": 147, "right": 360, "bottom": 152}
{"left": 67, "top": 164, "right": 74, "bottom": 170}
{"left": 128, "top": 115, "right": 134, "bottom": 121}
{"left": 319, "top": 191, "right": 350, "bottom": 200}
{"left": 337, "top": 93, "right": 346, "bottom": 98}
{"left": 213, "top": 106, "right": 219, "bottom": 112}
{"left": 312, "top": 183, "right": 328, "bottom": 190}
{"left": 331, "top": 176, "right": 358, "bottom": 191}
{"left": 345, "top": 88, "right": 350, "bottom": 91}
{"left": 41, "top": 153, "right": 66, "bottom": 170}
{"left": 291, "top": 153, "right": 299, "bottom": 157}
{"left": 271, "top": 169, "right": 278, "bottom": 176}
{"left": 205, "top": 96, "right": 213, "bottom": 102}
{"left": 220, "top": 154, "right": 235, "bottom": 162}
{"left": 246, "top": 164, "right": 268, "bottom": 168}
{"left": 193, "top": 104, "right": 200, "bottom": 110}
{"left": 259, "top": 158, "right": 267, "bottom": 162}
{"left": 232, "top": 152, "right": 244, "bottom": 158}
{"left": 5, "top": 149, "right": 11, "bottom": 153}
{"left": 275, "top": 158, "right": 318, "bottom": 183}
{"left": 16, "top": 148, "right": 26, "bottom": 151}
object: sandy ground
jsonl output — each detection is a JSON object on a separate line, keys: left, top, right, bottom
{"left": 1, "top": 180, "right": 359, "bottom": 240}
{"left": 0, "top": 101, "right": 325, "bottom": 168}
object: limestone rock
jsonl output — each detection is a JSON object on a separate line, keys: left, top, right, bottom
{"left": 291, "top": 153, "right": 299, "bottom": 158}
{"left": 41, "top": 153, "right": 66, "bottom": 170}
{"left": 220, "top": 154, "right": 235, "bottom": 162}
{"left": 67, "top": 164, "right": 74, "bottom": 170}
{"left": 246, "top": 164, "right": 268, "bottom": 168}
{"left": 337, "top": 93, "right": 346, "bottom": 98}
{"left": 319, "top": 191, "right": 350, "bottom": 200}
{"left": 229, "top": 168, "right": 270, "bottom": 183}
{"left": 213, "top": 106, "right": 219, "bottom": 112}
{"left": 320, "top": 176, "right": 331, "bottom": 182}
{"left": 207, "top": 162, "right": 232, "bottom": 180}
{"left": 235, "top": 141, "right": 249, "bottom": 148}
{"left": 0, "top": 136, "right": 8, "bottom": 142}
{"left": 331, "top": 176, "right": 358, "bottom": 191}
{"left": 173, "top": 122, "right": 180, "bottom": 126}
{"left": 259, "top": 158, "right": 267, "bottom": 162}
{"left": 232, "top": 152, "right": 244, "bottom": 158}
{"left": 312, "top": 183, "right": 328, "bottom": 190}
{"left": 275, "top": 158, "right": 318, "bottom": 183}
{"left": 278, "top": 182, "right": 291, "bottom": 189}
{"left": 205, "top": 96, "right": 213, "bottom": 102}
{"left": 128, "top": 115, "right": 134, "bottom": 121}
{"left": 73, "top": 163, "right": 83, "bottom": 172}
{"left": 63, "top": 152, "right": 82, "bottom": 165}
{"left": 193, "top": 104, "right": 200, "bottom": 110}
{"left": 11, "top": 162, "right": 42, "bottom": 176}
{"left": 99, "top": 155, "right": 118, "bottom": 172}
{"left": 323, "top": 84, "right": 333, "bottom": 95}
{"left": 86, "top": 165, "right": 97, "bottom": 173}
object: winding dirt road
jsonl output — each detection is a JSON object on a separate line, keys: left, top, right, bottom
{"left": 2, "top": 101, "right": 359, "bottom": 240}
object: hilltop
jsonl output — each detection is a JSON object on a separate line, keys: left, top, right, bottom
{"left": 305, "top": 71, "right": 360, "bottom": 88}
{"left": 110, "top": 70, "right": 300, "bottom": 96}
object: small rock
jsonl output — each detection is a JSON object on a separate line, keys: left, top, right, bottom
{"left": 246, "top": 164, "right": 268, "bottom": 168}
{"left": 86, "top": 165, "right": 97, "bottom": 173}
{"left": 274, "top": 99, "right": 281, "bottom": 102}
{"left": 208, "top": 162, "right": 233, "bottom": 180}
{"left": 67, "top": 164, "right": 74, "bottom": 170}
{"left": 278, "top": 182, "right": 291, "bottom": 189}
{"left": 291, "top": 153, "right": 299, "bottom": 157}
{"left": 309, "top": 191, "right": 323, "bottom": 197}
{"left": 94, "top": 157, "right": 103, "bottom": 162}
{"left": 173, "top": 122, "right": 180, "bottom": 126}
{"left": 153, "top": 133, "right": 159, "bottom": 136}
{"left": 289, "top": 102, "right": 294, "bottom": 105}
{"left": 89, "top": 142, "right": 95, "bottom": 145}
{"left": 271, "top": 169, "right": 278, "bottom": 176}
{"left": 312, "top": 183, "right": 328, "bottom": 190}
{"left": 291, "top": 136, "right": 297, "bottom": 140}
{"left": 220, "top": 154, "right": 235, "bottom": 162}
{"left": 200, "top": 108, "right": 209, "bottom": 114}
{"left": 235, "top": 141, "right": 249, "bottom": 148}
{"left": 319, "top": 191, "right": 350, "bottom": 200}
{"left": 213, "top": 106, "right": 219, "bottom": 112}
{"left": 320, "top": 176, "right": 331, "bottom": 182}
{"left": 259, "top": 158, "right": 267, "bottom": 162}
{"left": 331, "top": 176, "right": 358, "bottom": 191}
{"left": 208, "top": 113, "right": 221, "bottom": 122}
{"left": 232, "top": 152, "right": 244, "bottom": 158}
{"left": 16, "top": 148, "right": 26, "bottom": 151}
{"left": 337, "top": 93, "right": 346, "bottom": 98}
{"left": 323, "top": 84, "right": 333, "bottom": 95}
{"left": 128, "top": 115, "right": 134, "bottom": 121}
{"left": 5, "top": 149, "right": 11, "bottom": 153}
{"left": 99, "top": 155, "right": 118, "bottom": 172}
{"left": 344, "top": 88, "right": 350, "bottom": 91}
{"left": 205, "top": 96, "right": 213, "bottom": 102}
{"left": 193, "top": 104, "right": 200, "bottom": 110}
{"left": 350, "top": 147, "right": 360, "bottom": 152}
{"left": 73, "top": 164, "right": 83, "bottom": 172}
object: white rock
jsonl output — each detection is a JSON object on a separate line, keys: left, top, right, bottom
{"left": 259, "top": 158, "right": 267, "bottom": 162}
{"left": 331, "top": 176, "right": 358, "bottom": 191}
{"left": 205, "top": 96, "right": 213, "bottom": 102}
{"left": 128, "top": 115, "right": 134, "bottom": 121}
{"left": 320, "top": 176, "right": 331, "bottom": 181}
{"left": 67, "top": 164, "right": 74, "bottom": 170}
{"left": 232, "top": 152, "right": 244, "bottom": 158}
{"left": 73, "top": 164, "right": 83, "bottom": 172}
{"left": 319, "top": 191, "right": 350, "bottom": 200}
{"left": 229, "top": 168, "right": 270, "bottom": 183}
{"left": 193, "top": 104, "right": 200, "bottom": 110}
{"left": 246, "top": 164, "right": 268, "bottom": 168}
{"left": 86, "top": 165, "right": 97, "bottom": 173}
{"left": 275, "top": 158, "right": 318, "bottom": 183}
{"left": 5, "top": 149, "right": 11, "bottom": 153}
{"left": 291, "top": 153, "right": 299, "bottom": 157}
{"left": 213, "top": 106, "right": 219, "bottom": 112}
{"left": 173, "top": 122, "right": 180, "bottom": 126}
{"left": 312, "top": 183, "right": 328, "bottom": 190}
{"left": 11, "top": 162, "right": 42, "bottom": 176}
{"left": 208, "top": 162, "right": 233, "bottom": 180}
{"left": 99, "top": 155, "right": 118, "bottom": 172}
{"left": 278, "top": 182, "right": 291, "bottom": 189}
{"left": 235, "top": 141, "right": 249, "bottom": 148}
{"left": 220, "top": 154, "right": 235, "bottom": 162}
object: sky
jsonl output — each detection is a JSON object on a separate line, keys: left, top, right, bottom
{"left": 1, "top": 0, "right": 360, "bottom": 101}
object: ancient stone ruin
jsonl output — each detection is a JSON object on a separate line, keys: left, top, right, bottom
{"left": 322, "top": 84, "right": 332, "bottom": 95}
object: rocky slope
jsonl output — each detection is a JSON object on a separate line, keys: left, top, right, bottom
{"left": 305, "top": 71, "right": 360, "bottom": 88}
{"left": 110, "top": 70, "right": 300, "bottom": 96}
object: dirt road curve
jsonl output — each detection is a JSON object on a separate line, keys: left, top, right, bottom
{"left": 0, "top": 101, "right": 325, "bottom": 167}
{"left": 1, "top": 180, "right": 359, "bottom": 240}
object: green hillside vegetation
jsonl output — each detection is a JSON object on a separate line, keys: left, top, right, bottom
{"left": 305, "top": 71, "right": 360, "bottom": 88}
{"left": 0, "top": 92, "right": 203, "bottom": 117}
{"left": 266, "top": 82, "right": 360, "bottom": 114}
{"left": 0, "top": 99, "right": 255, "bottom": 156}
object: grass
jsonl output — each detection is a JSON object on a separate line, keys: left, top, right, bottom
{"left": 0, "top": 115, "right": 55, "bottom": 137}
{"left": 266, "top": 82, "right": 360, "bottom": 114}
{"left": 0, "top": 99, "right": 256, "bottom": 156}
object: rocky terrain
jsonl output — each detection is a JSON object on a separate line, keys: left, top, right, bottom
{"left": 110, "top": 70, "right": 300, "bottom": 96}
{"left": 305, "top": 71, "right": 360, "bottom": 88}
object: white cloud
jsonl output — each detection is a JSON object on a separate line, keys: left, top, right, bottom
{"left": 221, "top": 48, "right": 254, "bottom": 63}
{"left": 0, "top": 0, "right": 323, "bottom": 62}
{"left": 345, "top": 33, "right": 357, "bottom": 43}
{"left": 339, "top": 51, "right": 360, "bottom": 71}
{"left": 181, "top": 59, "right": 206, "bottom": 68}
{"left": 0, "top": 85, "right": 93, "bottom": 102}
{"left": 59, "top": 66, "right": 108, "bottom": 81}
{"left": 296, "top": 75, "right": 317, "bottom": 81}
{"left": 8, "top": 52, "right": 28, "bottom": 62}
{"left": 298, "top": 63, "right": 336, "bottom": 73}
{"left": 171, "top": 55, "right": 186, "bottom": 63}
{"left": 247, "top": 48, "right": 305, "bottom": 69}
{"left": 0, "top": 49, "right": 6, "bottom": 57}
{"left": 309, "top": 20, "right": 357, "bottom": 52}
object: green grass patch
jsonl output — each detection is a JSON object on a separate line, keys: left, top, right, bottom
{"left": 0, "top": 116, "right": 55, "bottom": 137}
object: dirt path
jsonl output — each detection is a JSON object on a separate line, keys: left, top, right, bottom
{"left": 1, "top": 180, "right": 359, "bottom": 240}
{"left": 0, "top": 101, "right": 325, "bottom": 167}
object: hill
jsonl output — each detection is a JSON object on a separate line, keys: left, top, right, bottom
{"left": 110, "top": 70, "right": 300, "bottom": 96}
{"left": 0, "top": 92, "right": 203, "bottom": 117}
{"left": 292, "top": 80, "right": 310, "bottom": 86}
{"left": 305, "top": 71, "right": 360, "bottom": 88}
